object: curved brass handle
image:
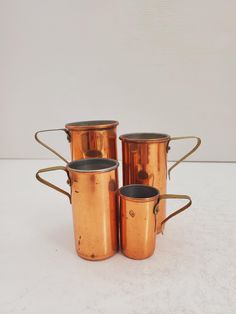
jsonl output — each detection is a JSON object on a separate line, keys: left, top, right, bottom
{"left": 35, "top": 129, "right": 70, "bottom": 163}
{"left": 36, "top": 166, "right": 71, "bottom": 203}
{"left": 168, "top": 136, "right": 201, "bottom": 179}
{"left": 154, "top": 194, "right": 192, "bottom": 233}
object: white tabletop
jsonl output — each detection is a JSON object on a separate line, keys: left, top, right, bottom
{"left": 0, "top": 160, "right": 235, "bottom": 314}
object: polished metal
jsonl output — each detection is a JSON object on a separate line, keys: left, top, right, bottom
{"left": 120, "top": 133, "right": 201, "bottom": 233}
{"left": 119, "top": 184, "right": 192, "bottom": 260}
{"left": 35, "top": 120, "right": 119, "bottom": 162}
{"left": 36, "top": 158, "right": 119, "bottom": 261}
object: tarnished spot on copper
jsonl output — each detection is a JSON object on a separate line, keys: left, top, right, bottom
{"left": 85, "top": 150, "right": 102, "bottom": 158}
{"left": 138, "top": 170, "right": 149, "bottom": 180}
{"left": 129, "top": 210, "right": 135, "bottom": 218}
{"left": 109, "top": 179, "right": 117, "bottom": 192}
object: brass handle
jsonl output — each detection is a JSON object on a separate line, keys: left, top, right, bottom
{"left": 36, "top": 166, "right": 71, "bottom": 203}
{"left": 35, "top": 129, "right": 70, "bottom": 163}
{"left": 168, "top": 136, "right": 201, "bottom": 179}
{"left": 154, "top": 194, "right": 192, "bottom": 233}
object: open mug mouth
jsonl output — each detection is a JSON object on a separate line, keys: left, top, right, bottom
{"left": 119, "top": 133, "right": 170, "bottom": 142}
{"left": 67, "top": 158, "right": 119, "bottom": 173}
{"left": 66, "top": 120, "right": 119, "bottom": 129}
{"left": 119, "top": 184, "right": 159, "bottom": 199}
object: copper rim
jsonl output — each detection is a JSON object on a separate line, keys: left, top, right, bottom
{"left": 119, "top": 132, "right": 170, "bottom": 143}
{"left": 65, "top": 120, "right": 119, "bottom": 130}
{"left": 67, "top": 158, "right": 119, "bottom": 173}
{"left": 119, "top": 184, "right": 159, "bottom": 202}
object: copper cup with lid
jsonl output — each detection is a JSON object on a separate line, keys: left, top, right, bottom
{"left": 35, "top": 120, "right": 119, "bottom": 162}
{"left": 36, "top": 158, "right": 119, "bottom": 261}
{"left": 120, "top": 133, "right": 201, "bottom": 233}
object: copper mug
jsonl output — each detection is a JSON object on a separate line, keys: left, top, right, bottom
{"left": 36, "top": 158, "right": 119, "bottom": 261}
{"left": 120, "top": 133, "right": 201, "bottom": 233}
{"left": 120, "top": 184, "right": 192, "bottom": 260}
{"left": 35, "top": 120, "right": 119, "bottom": 162}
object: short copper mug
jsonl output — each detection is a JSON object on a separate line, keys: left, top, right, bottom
{"left": 35, "top": 120, "right": 119, "bottom": 162}
{"left": 119, "top": 133, "right": 201, "bottom": 233}
{"left": 36, "top": 158, "right": 119, "bottom": 261}
{"left": 120, "top": 184, "right": 192, "bottom": 260}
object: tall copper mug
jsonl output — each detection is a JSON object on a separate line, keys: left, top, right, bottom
{"left": 120, "top": 185, "right": 192, "bottom": 260}
{"left": 35, "top": 120, "right": 119, "bottom": 163}
{"left": 36, "top": 158, "right": 119, "bottom": 261}
{"left": 119, "top": 133, "right": 201, "bottom": 233}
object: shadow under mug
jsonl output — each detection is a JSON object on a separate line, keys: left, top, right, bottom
{"left": 119, "top": 184, "right": 192, "bottom": 260}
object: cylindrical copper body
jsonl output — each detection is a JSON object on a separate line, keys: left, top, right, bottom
{"left": 69, "top": 159, "right": 119, "bottom": 260}
{"left": 35, "top": 120, "right": 119, "bottom": 162}
{"left": 120, "top": 133, "right": 170, "bottom": 234}
{"left": 120, "top": 185, "right": 159, "bottom": 260}
{"left": 36, "top": 158, "right": 119, "bottom": 261}
{"left": 66, "top": 120, "right": 118, "bottom": 160}
{"left": 119, "top": 184, "right": 192, "bottom": 260}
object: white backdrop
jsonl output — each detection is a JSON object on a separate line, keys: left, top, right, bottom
{"left": 1, "top": 0, "right": 235, "bottom": 161}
